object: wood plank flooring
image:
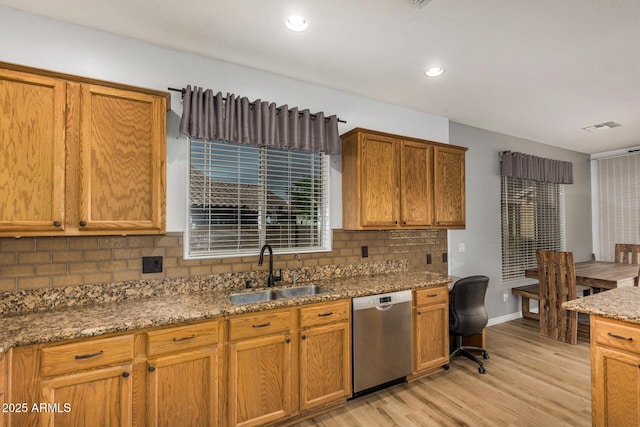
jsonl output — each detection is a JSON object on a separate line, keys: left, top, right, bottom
{"left": 296, "top": 319, "right": 591, "bottom": 426}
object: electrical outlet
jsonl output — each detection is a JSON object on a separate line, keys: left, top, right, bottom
{"left": 503, "top": 290, "right": 509, "bottom": 302}
{"left": 143, "top": 256, "right": 163, "bottom": 274}
{"left": 458, "top": 243, "right": 466, "bottom": 253}
{"left": 361, "top": 246, "right": 368, "bottom": 258}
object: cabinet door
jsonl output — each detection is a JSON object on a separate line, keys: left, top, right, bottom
{"left": 400, "top": 141, "right": 433, "bottom": 226}
{"left": 360, "top": 133, "right": 398, "bottom": 227}
{"left": 0, "top": 69, "right": 66, "bottom": 234}
{"left": 300, "top": 322, "right": 351, "bottom": 410}
{"left": 147, "top": 348, "right": 218, "bottom": 427}
{"left": 414, "top": 302, "right": 449, "bottom": 373}
{"left": 228, "top": 334, "right": 293, "bottom": 427}
{"left": 40, "top": 364, "right": 133, "bottom": 427}
{"left": 0, "top": 354, "right": 5, "bottom": 427}
{"left": 593, "top": 346, "right": 640, "bottom": 427}
{"left": 78, "top": 84, "right": 165, "bottom": 233}
{"left": 433, "top": 146, "right": 465, "bottom": 227}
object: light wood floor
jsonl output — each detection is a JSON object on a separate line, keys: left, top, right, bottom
{"left": 296, "top": 319, "right": 591, "bottom": 426}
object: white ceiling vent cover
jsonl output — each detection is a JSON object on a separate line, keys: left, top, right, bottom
{"left": 582, "top": 121, "right": 622, "bottom": 132}
{"left": 406, "top": 0, "right": 433, "bottom": 8}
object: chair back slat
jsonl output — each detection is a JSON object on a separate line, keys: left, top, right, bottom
{"left": 614, "top": 243, "right": 640, "bottom": 264}
{"left": 536, "top": 250, "right": 578, "bottom": 344}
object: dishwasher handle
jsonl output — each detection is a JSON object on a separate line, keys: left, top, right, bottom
{"left": 375, "top": 304, "right": 394, "bottom": 312}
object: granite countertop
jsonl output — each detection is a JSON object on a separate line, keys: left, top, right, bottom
{"left": 563, "top": 286, "right": 640, "bottom": 324}
{"left": 0, "top": 271, "right": 452, "bottom": 354}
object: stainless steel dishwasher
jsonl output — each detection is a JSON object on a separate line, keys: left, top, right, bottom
{"left": 352, "top": 289, "right": 413, "bottom": 396}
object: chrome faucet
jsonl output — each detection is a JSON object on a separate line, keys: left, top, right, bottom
{"left": 258, "top": 244, "right": 281, "bottom": 287}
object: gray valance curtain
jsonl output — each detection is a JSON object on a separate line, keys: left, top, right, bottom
{"left": 178, "top": 85, "right": 342, "bottom": 155}
{"left": 500, "top": 151, "right": 573, "bottom": 184}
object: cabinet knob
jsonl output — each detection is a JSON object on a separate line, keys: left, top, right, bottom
{"left": 122, "top": 371, "right": 130, "bottom": 378}
{"left": 79, "top": 220, "right": 87, "bottom": 227}
{"left": 301, "top": 335, "right": 307, "bottom": 340}
{"left": 53, "top": 221, "right": 62, "bottom": 227}
{"left": 285, "top": 337, "right": 291, "bottom": 344}
{"left": 417, "top": 311, "right": 422, "bottom": 315}
{"left": 148, "top": 366, "right": 156, "bottom": 372}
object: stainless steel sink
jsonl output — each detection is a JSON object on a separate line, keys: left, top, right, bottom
{"left": 273, "top": 285, "right": 331, "bottom": 299}
{"left": 228, "top": 290, "right": 278, "bottom": 305}
{"left": 228, "top": 285, "right": 331, "bottom": 305}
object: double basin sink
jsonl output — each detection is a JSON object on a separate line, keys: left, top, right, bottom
{"left": 229, "top": 285, "right": 331, "bottom": 305}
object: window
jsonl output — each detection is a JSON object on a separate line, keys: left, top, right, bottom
{"left": 501, "top": 176, "right": 566, "bottom": 280}
{"left": 186, "top": 139, "right": 331, "bottom": 258}
{"left": 597, "top": 153, "right": 640, "bottom": 261}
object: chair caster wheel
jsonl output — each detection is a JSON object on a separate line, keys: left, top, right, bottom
{"left": 478, "top": 366, "right": 487, "bottom": 374}
{"left": 483, "top": 352, "right": 490, "bottom": 360}
{"left": 443, "top": 364, "right": 450, "bottom": 370}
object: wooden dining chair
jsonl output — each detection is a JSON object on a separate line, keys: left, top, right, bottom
{"left": 614, "top": 244, "right": 640, "bottom": 285}
{"left": 614, "top": 243, "right": 640, "bottom": 264}
{"left": 536, "top": 250, "right": 582, "bottom": 345}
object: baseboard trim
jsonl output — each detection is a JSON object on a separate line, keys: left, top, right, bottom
{"left": 487, "top": 312, "right": 523, "bottom": 327}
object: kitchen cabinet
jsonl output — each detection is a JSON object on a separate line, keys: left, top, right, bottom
{"left": 341, "top": 128, "right": 466, "bottom": 230}
{"left": 413, "top": 286, "right": 449, "bottom": 375}
{"left": 298, "top": 300, "right": 351, "bottom": 411}
{"left": 39, "top": 335, "right": 135, "bottom": 427}
{"left": 145, "top": 321, "right": 220, "bottom": 427}
{"left": 226, "top": 309, "right": 294, "bottom": 427}
{"left": 433, "top": 145, "right": 466, "bottom": 227}
{"left": 0, "top": 62, "right": 167, "bottom": 237}
{"left": 591, "top": 316, "right": 640, "bottom": 426}
{"left": 0, "top": 353, "right": 5, "bottom": 427}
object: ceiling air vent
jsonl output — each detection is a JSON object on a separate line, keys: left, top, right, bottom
{"left": 582, "top": 121, "right": 622, "bottom": 132}
{"left": 406, "top": 0, "right": 433, "bottom": 8}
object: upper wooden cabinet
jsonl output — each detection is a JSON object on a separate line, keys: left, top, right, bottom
{"left": 0, "top": 62, "right": 167, "bottom": 237}
{"left": 341, "top": 128, "right": 466, "bottom": 230}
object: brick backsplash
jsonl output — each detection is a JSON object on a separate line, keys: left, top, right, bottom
{"left": 0, "top": 229, "right": 448, "bottom": 291}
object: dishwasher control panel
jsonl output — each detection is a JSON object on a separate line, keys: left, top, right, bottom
{"left": 352, "top": 289, "right": 412, "bottom": 310}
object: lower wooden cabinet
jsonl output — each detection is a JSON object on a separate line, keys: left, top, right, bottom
{"left": 413, "top": 286, "right": 449, "bottom": 374}
{"left": 0, "top": 353, "right": 6, "bottom": 427}
{"left": 227, "top": 310, "right": 294, "bottom": 427}
{"left": 40, "top": 364, "right": 133, "bottom": 427}
{"left": 299, "top": 301, "right": 351, "bottom": 411}
{"left": 147, "top": 348, "right": 218, "bottom": 427}
{"left": 592, "top": 315, "right": 640, "bottom": 426}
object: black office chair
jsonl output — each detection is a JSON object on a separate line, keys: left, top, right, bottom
{"left": 448, "top": 275, "right": 490, "bottom": 374}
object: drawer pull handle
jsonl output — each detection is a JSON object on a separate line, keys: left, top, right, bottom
{"left": 252, "top": 322, "right": 271, "bottom": 328}
{"left": 427, "top": 294, "right": 439, "bottom": 298}
{"left": 75, "top": 350, "right": 104, "bottom": 360}
{"left": 608, "top": 332, "right": 633, "bottom": 341}
{"left": 173, "top": 334, "right": 196, "bottom": 342}
{"left": 318, "top": 312, "right": 333, "bottom": 317}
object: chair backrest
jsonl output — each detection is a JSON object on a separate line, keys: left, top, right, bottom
{"left": 614, "top": 243, "right": 640, "bottom": 264}
{"left": 449, "top": 275, "right": 489, "bottom": 337}
{"left": 536, "top": 250, "right": 578, "bottom": 344}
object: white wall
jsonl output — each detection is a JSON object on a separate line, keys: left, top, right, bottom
{"left": 0, "top": 5, "right": 449, "bottom": 232}
{"left": 448, "top": 122, "right": 592, "bottom": 321}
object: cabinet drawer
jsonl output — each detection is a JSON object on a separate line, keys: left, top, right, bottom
{"left": 594, "top": 317, "right": 640, "bottom": 354}
{"left": 414, "top": 286, "right": 449, "bottom": 306}
{"left": 41, "top": 335, "right": 134, "bottom": 377}
{"left": 146, "top": 321, "right": 219, "bottom": 357}
{"left": 299, "top": 300, "right": 350, "bottom": 328}
{"left": 228, "top": 310, "right": 291, "bottom": 341}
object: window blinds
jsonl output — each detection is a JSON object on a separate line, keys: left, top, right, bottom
{"left": 187, "top": 139, "right": 330, "bottom": 258}
{"left": 597, "top": 153, "right": 640, "bottom": 261}
{"left": 501, "top": 176, "right": 566, "bottom": 280}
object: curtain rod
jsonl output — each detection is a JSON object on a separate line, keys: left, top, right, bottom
{"left": 168, "top": 87, "right": 346, "bottom": 124}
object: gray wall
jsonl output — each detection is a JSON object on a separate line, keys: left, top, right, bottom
{"left": 448, "top": 122, "right": 592, "bottom": 322}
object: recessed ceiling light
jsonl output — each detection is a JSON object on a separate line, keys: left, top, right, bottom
{"left": 285, "top": 15, "right": 308, "bottom": 32}
{"left": 425, "top": 67, "right": 445, "bottom": 77}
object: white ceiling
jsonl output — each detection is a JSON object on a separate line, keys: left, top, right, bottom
{"left": 2, "top": 0, "right": 640, "bottom": 154}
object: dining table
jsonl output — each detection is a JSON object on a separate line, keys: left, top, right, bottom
{"left": 524, "top": 260, "right": 639, "bottom": 291}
